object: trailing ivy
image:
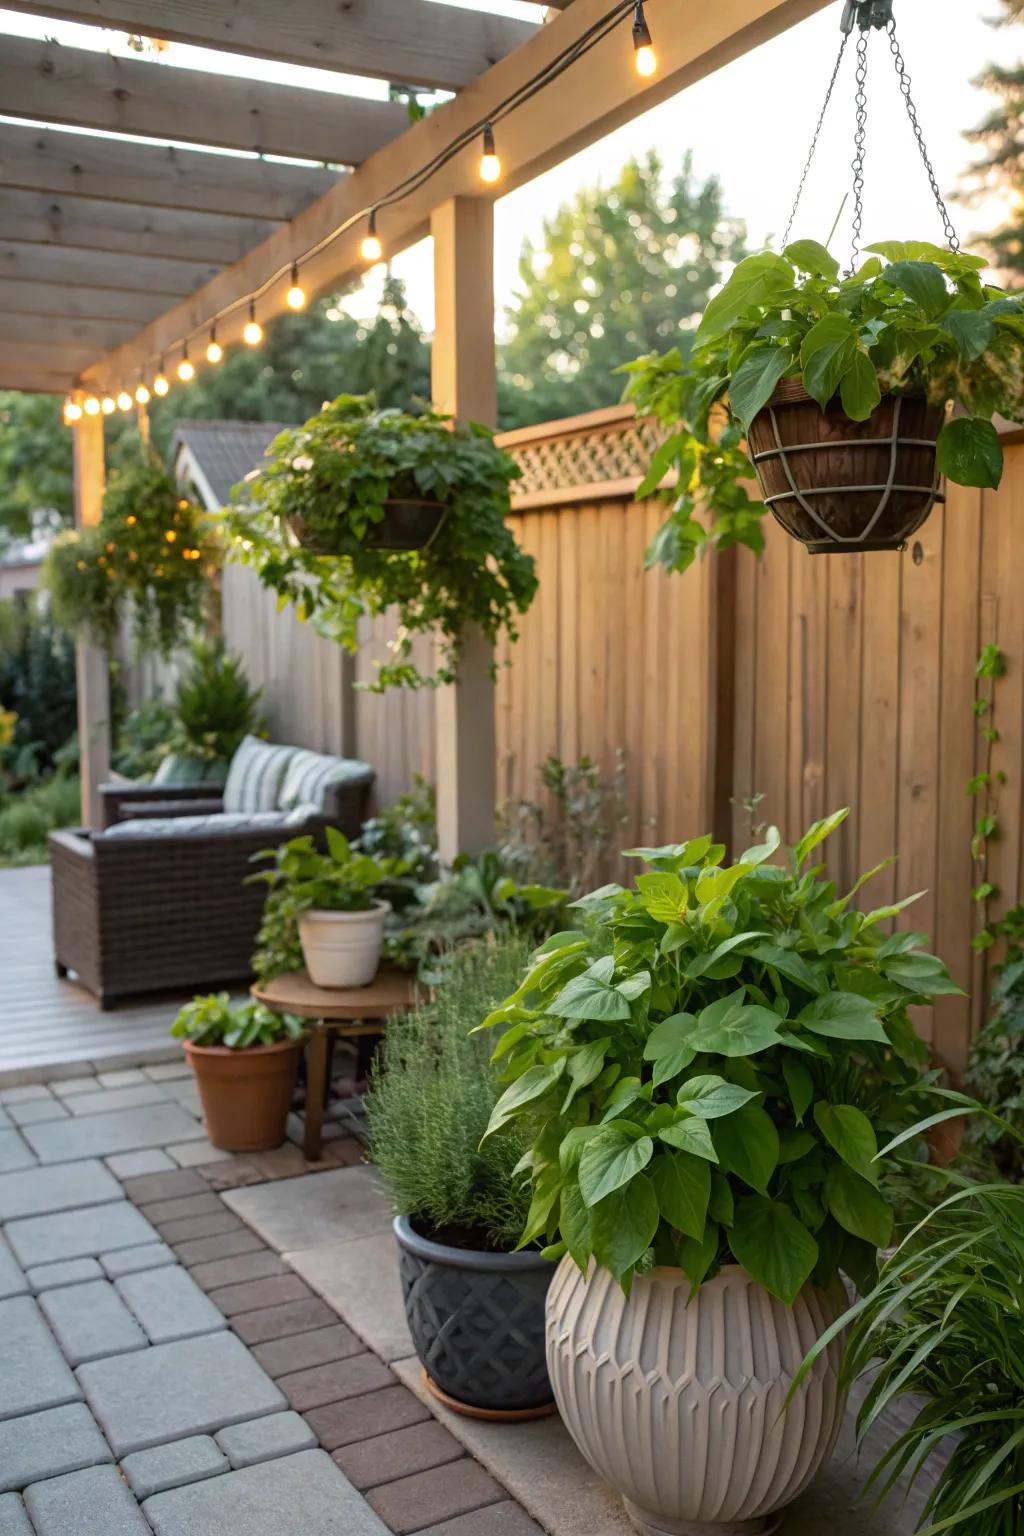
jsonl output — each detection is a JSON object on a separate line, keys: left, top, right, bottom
{"left": 970, "top": 642, "right": 1008, "bottom": 951}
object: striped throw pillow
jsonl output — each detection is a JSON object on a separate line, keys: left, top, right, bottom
{"left": 222, "top": 736, "right": 298, "bottom": 814}
{"left": 277, "top": 749, "right": 374, "bottom": 815}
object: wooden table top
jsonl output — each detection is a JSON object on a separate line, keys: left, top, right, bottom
{"left": 251, "top": 967, "right": 420, "bottom": 1022}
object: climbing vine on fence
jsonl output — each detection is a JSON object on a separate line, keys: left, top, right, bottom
{"left": 970, "top": 642, "right": 1007, "bottom": 951}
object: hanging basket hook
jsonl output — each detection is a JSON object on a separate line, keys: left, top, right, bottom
{"left": 841, "top": 0, "right": 893, "bottom": 34}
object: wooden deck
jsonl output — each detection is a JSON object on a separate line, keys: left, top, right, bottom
{"left": 0, "top": 864, "right": 185, "bottom": 1086}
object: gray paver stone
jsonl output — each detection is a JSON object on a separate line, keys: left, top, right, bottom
{"left": 215, "top": 1411, "right": 316, "bottom": 1468}
{"left": 144, "top": 1449, "right": 390, "bottom": 1536}
{"left": 0, "top": 1107, "right": 9, "bottom": 1128}
{"left": 122, "top": 1169, "right": 207, "bottom": 1204}
{"left": 0, "top": 1132, "right": 35, "bottom": 1173}
{"left": 7, "top": 1100, "right": 68, "bottom": 1127}
{"left": 116, "top": 1264, "right": 226, "bottom": 1343}
{"left": 167, "top": 1140, "right": 232, "bottom": 1168}
{"left": 0, "top": 1086, "right": 51, "bottom": 1104}
{"left": 223, "top": 1166, "right": 391, "bottom": 1252}
{"left": 26, "top": 1258, "right": 103, "bottom": 1292}
{"left": 121, "top": 1436, "right": 228, "bottom": 1499}
{"left": 97, "top": 1070, "right": 147, "bottom": 1087}
{"left": 40, "top": 1279, "right": 148, "bottom": 1365}
{"left": 0, "top": 1237, "right": 27, "bottom": 1300}
{"left": 101, "top": 1243, "right": 176, "bottom": 1278}
{"left": 0, "top": 1296, "right": 81, "bottom": 1421}
{"left": 0, "top": 1493, "right": 32, "bottom": 1535}
{"left": 68, "top": 1085, "right": 167, "bottom": 1117}
{"left": 25, "top": 1463, "right": 151, "bottom": 1534}
{"left": 5, "top": 1202, "right": 158, "bottom": 1267}
{"left": 144, "top": 1063, "right": 191, "bottom": 1082}
{"left": 77, "top": 1330, "right": 286, "bottom": 1456}
{"left": 0, "top": 1403, "right": 110, "bottom": 1493}
{"left": 106, "top": 1150, "right": 175, "bottom": 1178}
{"left": 22, "top": 1104, "right": 206, "bottom": 1164}
{"left": 52, "top": 1078, "right": 100, "bottom": 1099}
{"left": 0, "top": 1160, "right": 122, "bottom": 1222}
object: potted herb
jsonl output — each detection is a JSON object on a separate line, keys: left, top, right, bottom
{"left": 172, "top": 993, "right": 305, "bottom": 1152}
{"left": 480, "top": 810, "right": 958, "bottom": 1535}
{"left": 227, "top": 394, "right": 537, "bottom": 690}
{"left": 251, "top": 828, "right": 400, "bottom": 988}
{"left": 623, "top": 240, "right": 1024, "bottom": 561}
{"left": 366, "top": 936, "right": 555, "bottom": 1419}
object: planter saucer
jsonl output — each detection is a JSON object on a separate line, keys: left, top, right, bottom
{"left": 422, "top": 1370, "right": 557, "bottom": 1423}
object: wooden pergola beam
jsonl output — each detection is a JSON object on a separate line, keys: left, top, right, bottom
{"left": 0, "top": 341, "right": 110, "bottom": 376}
{"left": 0, "top": 122, "right": 343, "bottom": 220}
{"left": 0, "top": 189, "right": 281, "bottom": 266}
{"left": 83, "top": 0, "right": 831, "bottom": 393}
{"left": 0, "top": 241, "right": 222, "bottom": 296}
{"left": 0, "top": 0, "right": 540, "bottom": 92}
{"left": 0, "top": 367, "right": 71, "bottom": 393}
{"left": 0, "top": 313, "right": 137, "bottom": 347}
{"left": 0, "top": 279, "right": 178, "bottom": 324}
{"left": 0, "top": 36, "right": 410, "bottom": 164}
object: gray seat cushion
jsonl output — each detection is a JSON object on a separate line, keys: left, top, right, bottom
{"left": 153, "top": 753, "right": 228, "bottom": 788}
{"left": 277, "top": 748, "right": 374, "bottom": 814}
{"left": 103, "top": 806, "right": 316, "bottom": 840}
{"left": 222, "top": 736, "right": 298, "bottom": 813}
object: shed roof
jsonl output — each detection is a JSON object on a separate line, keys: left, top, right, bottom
{"left": 170, "top": 419, "right": 288, "bottom": 509}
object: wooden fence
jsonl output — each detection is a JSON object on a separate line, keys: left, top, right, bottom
{"left": 218, "top": 404, "right": 1024, "bottom": 1076}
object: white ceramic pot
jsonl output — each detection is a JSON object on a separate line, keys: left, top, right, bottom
{"left": 546, "top": 1259, "right": 844, "bottom": 1536}
{"left": 299, "top": 900, "right": 390, "bottom": 988}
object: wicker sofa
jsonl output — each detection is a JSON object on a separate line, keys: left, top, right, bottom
{"left": 50, "top": 737, "right": 375, "bottom": 1008}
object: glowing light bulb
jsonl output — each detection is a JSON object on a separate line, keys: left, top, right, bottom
{"left": 135, "top": 383, "right": 151, "bottom": 405}
{"left": 117, "top": 390, "right": 133, "bottom": 412}
{"left": 286, "top": 263, "right": 306, "bottom": 310}
{"left": 206, "top": 328, "right": 223, "bottom": 365}
{"left": 361, "top": 210, "right": 382, "bottom": 263}
{"left": 153, "top": 370, "right": 169, "bottom": 397}
{"left": 101, "top": 396, "right": 116, "bottom": 415}
{"left": 64, "top": 399, "right": 83, "bottom": 423}
{"left": 632, "top": 2, "right": 656, "bottom": 75}
{"left": 243, "top": 302, "right": 263, "bottom": 346}
{"left": 479, "top": 123, "right": 501, "bottom": 184}
{"left": 177, "top": 346, "right": 194, "bottom": 382}
{"left": 83, "top": 396, "right": 101, "bottom": 416}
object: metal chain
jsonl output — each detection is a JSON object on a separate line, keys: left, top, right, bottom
{"left": 781, "top": 33, "right": 849, "bottom": 250}
{"left": 886, "top": 20, "right": 960, "bottom": 252}
{"left": 848, "top": 30, "right": 869, "bottom": 273}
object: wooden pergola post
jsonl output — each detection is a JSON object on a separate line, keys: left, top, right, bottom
{"left": 72, "top": 411, "right": 110, "bottom": 827}
{"left": 431, "top": 196, "right": 498, "bottom": 865}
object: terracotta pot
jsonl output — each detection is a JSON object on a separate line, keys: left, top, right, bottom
{"left": 287, "top": 498, "right": 447, "bottom": 555}
{"left": 746, "top": 380, "right": 945, "bottom": 553}
{"left": 184, "top": 1037, "right": 302, "bottom": 1152}
{"left": 299, "top": 900, "right": 390, "bottom": 988}
{"left": 546, "top": 1259, "right": 845, "bottom": 1536}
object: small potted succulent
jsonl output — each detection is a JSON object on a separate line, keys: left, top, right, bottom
{"left": 227, "top": 394, "right": 537, "bottom": 690}
{"left": 366, "top": 936, "right": 555, "bottom": 1419}
{"left": 251, "top": 827, "right": 400, "bottom": 988}
{"left": 480, "top": 810, "right": 960, "bottom": 1535}
{"left": 623, "top": 240, "right": 1024, "bottom": 562}
{"left": 172, "top": 993, "right": 305, "bottom": 1152}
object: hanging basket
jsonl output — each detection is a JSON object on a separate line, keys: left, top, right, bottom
{"left": 746, "top": 380, "right": 945, "bottom": 553}
{"left": 287, "top": 498, "right": 448, "bottom": 556}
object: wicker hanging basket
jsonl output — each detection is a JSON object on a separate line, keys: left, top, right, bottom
{"left": 746, "top": 380, "right": 945, "bottom": 553}
{"left": 286, "top": 497, "right": 447, "bottom": 555}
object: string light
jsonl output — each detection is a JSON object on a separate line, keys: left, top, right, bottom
{"left": 360, "top": 209, "right": 382, "bottom": 263}
{"left": 101, "top": 396, "right": 116, "bottom": 415}
{"left": 153, "top": 363, "right": 170, "bottom": 397}
{"left": 83, "top": 396, "right": 100, "bottom": 417}
{"left": 632, "top": 0, "right": 656, "bottom": 76}
{"left": 206, "top": 327, "right": 223, "bottom": 365}
{"left": 64, "top": 398, "right": 83, "bottom": 423}
{"left": 117, "top": 390, "right": 133, "bottom": 412}
{"left": 243, "top": 300, "right": 263, "bottom": 347}
{"left": 135, "top": 381, "right": 151, "bottom": 405}
{"left": 479, "top": 123, "right": 501, "bottom": 184}
{"left": 177, "top": 344, "right": 194, "bottom": 382}
{"left": 286, "top": 263, "right": 307, "bottom": 310}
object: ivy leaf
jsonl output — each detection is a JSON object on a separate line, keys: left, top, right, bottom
{"left": 824, "top": 1162, "right": 893, "bottom": 1248}
{"left": 839, "top": 347, "right": 881, "bottom": 422}
{"left": 659, "top": 1116, "right": 719, "bottom": 1163}
{"left": 636, "top": 871, "right": 689, "bottom": 925}
{"left": 937, "top": 418, "right": 1003, "bottom": 490}
{"left": 559, "top": 1179, "right": 591, "bottom": 1271}
{"left": 713, "top": 1104, "right": 779, "bottom": 1194}
{"left": 599, "top": 1076, "right": 644, "bottom": 1124}
{"left": 697, "top": 252, "right": 794, "bottom": 341}
{"left": 643, "top": 1013, "right": 698, "bottom": 1088}
{"left": 813, "top": 1102, "right": 879, "bottom": 1185}
{"left": 578, "top": 1127, "right": 654, "bottom": 1208}
{"left": 685, "top": 931, "right": 769, "bottom": 980}
{"left": 794, "top": 808, "right": 849, "bottom": 867}
{"left": 730, "top": 1196, "right": 819, "bottom": 1304}
{"left": 689, "top": 992, "right": 785, "bottom": 1057}
{"left": 485, "top": 1061, "right": 564, "bottom": 1138}
{"left": 708, "top": 1171, "right": 734, "bottom": 1226}
{"left": 562, "top": 1037, "right": 611, "bottom": 1108}
{"left": 676, "top": 1074, "right": 760, "bottom": 1120}
{"left": 883, "top": 952, "right": 964, "bottom": 997}
{"left": 728, "top": 347, "right": 795, "bottom": 431}
{"left": 784, "top": 239, "right": 840, "bottom": 280}
{"left": 750, "top": 942, "right": 823, "bottom": 994}
{"left": 940, "top": 309, "right": 994, "bottom": 362}
{"left": 679, "top": 1220, "right": 720, "bottom": 1289}
{"left": 883, "top": 260, "right": 948, "bottom": 317}
{"left": 649, "top": 1150, "right": 711, "bottom": 1241}
{"left": 547, "top": 974, "right": 631, "bottom": 1022}
{"left": 589, "top": 1174, "right": 659, "bottom": 1282}
{"left": 798, "top": 991, "right": 890, "bottom": 1043}
{"left": 800, "top": 313, "right": 858, "bottom": 410}
{"left": 782, "top": 1058, "right": 814, "bottom": 1124}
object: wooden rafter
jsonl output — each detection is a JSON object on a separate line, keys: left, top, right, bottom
{"left": 0, "top": 36, "right": 410, "bottom": 163}
{"left": 0, "top": 121, "right": 342, "bottom": 220}
{"left": 0, "top": 189, "right": 280, "bottom": 265}
{"left": 0, "top": 0, "right": 540, "bottom": 92}
{"left": 0, "top": 279, "right": 180, "bottom": 324}
{"left": 0, "top": 242, "right": 222, "bottom": 295}
{"left": 0, "top": 313, "right": 138, "bottom": 347}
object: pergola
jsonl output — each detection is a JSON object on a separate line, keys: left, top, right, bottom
{"left": 0, "top": 0, "right": 827, "bottom": 853}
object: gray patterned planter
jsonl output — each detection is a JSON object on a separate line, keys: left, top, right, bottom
{"left": 394, "top": 1215, "right": 554, "bottom": 1418}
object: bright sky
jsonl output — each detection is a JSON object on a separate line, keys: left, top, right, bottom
{"left": 0, "top": 0, "right": 1017, "bottom": 341}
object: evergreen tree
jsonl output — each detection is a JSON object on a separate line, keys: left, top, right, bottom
{"left": 497, "top": 150, "right": 746, "bottom": 428}
{"left": 958, "top": 0, "right": 1024, "bottom": 281}
{"left": 0, "top": 393, "right": 74, "bottom": 552}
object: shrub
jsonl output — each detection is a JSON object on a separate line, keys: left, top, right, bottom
{"left": 171, "top": 993, "right": 305, "bottom": 1049}
{"left": 0, "top": 774, "right": 81, "bottom": 866}
{"left": 965, "top": 905, "right": 1024, "bottom": 1177}
{"left": 0, "top": 599, "right": 77, "bottom": 778}
{"left": 366, "top": 937, "right": 535, "bottom": 1250}
{"left": 171, "top": 639, "right": 264, "bottom": 767}
{"left": 113, "top": 697, "right": 177, "bottom": 782}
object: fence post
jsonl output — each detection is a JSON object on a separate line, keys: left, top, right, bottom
{"left": 72, "top": 411, "right": 110, "bottom": 828}
{"left": 430, "top": 195, "right": 497, "bottom": 864}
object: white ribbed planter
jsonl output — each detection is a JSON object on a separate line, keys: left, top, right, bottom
{"left": 299, "top": 900, "right": 390, "bottom": 988}
{"left": 546, "top": 1259, "right": 844, "bottom": 1536}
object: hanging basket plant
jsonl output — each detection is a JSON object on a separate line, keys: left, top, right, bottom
{"left": 44, "top": 451, "right": 219, "bottom": 656}
{"left": 227, "top": 395, "right": 537, "bottom": 691}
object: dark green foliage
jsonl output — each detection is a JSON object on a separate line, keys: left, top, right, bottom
{"left": 0, "top": 774, "right": 81, "bottom": 867}
{"left": 0, "top": 393, "right": 73, "bottom": 552}
{"left": 171, "top": 992, "right": 305, "bottom": 1049}
{"left": 0, "top": 599, "right": 78, "bottom": 778}
{"left": 499, "top": 752, "right": 629, "bottom": 895}
{"left": 965, "top": 906, "right": 1024, "bottom": 1177}
{"left": 957, "top": 0, "right": 1024, "bottom": 282}
{"left": 357, "top": 776, "right": 439, "bottom": 885}
{"left": 366, "top": 937, "right": 535, "bottom": 1249}
{"left": 112, "top": 697, "right": 176, "bottom": 782}
{"left": 170, "top": 639, "right": 264, "bottom": 768}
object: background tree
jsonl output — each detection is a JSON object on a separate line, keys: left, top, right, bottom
{"left": 497, "top": 150, "right": 746, "bottom": 428}
{"left": 958, "top": 0, "right": 1024, "bottom": 282}
{"left": 0, "top": 393, "right": 73, "bottom": 554}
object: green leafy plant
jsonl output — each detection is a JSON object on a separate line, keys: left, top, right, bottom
{"left": 356, "top": 776, "right": 439, "bottom": 886}
{"left": 366, "top": 937, "right": 535, "bottom": 1250}
{"left": 622, "top": 240, "right": 1024, "bottom": 575}
{"left": 170, "top": 639, "right": 265, "bottom": 767}
{"left": 480, "top": 809, "right": 959, "bottom": 1303}
{"left": 499, "top": 752, "right": 630, "bottom": 896}
{"left": 112, "top": 697, "right": 176, "bottom": 782}
{"left": 969, "top": 643, "right": 1008, "bottom": 951}
{"left": 965, "top": 904, "right": 1024, "bottom": 1178}
{"left": 0, "top": 773, "right": 80, "bottom": 868}
{"left": 171, "top": 992, "right": 305, "bottom": 1049}
{"left": 226, "top": 394, "right": 537, "bottom": 690}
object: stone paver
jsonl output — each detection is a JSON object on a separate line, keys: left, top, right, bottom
{"left": 175, "top": 1228, "right": 266, "bottom": 1267}
{"left": 223, "top": 1167, "right": 392, "bottom": 1253}
{"left": 190, "top": 1249, "right": 286, "bottom": 1291}
{"left": 0, "top": 1237, "right": 27, "bottom": 1300}
{"left": 144, "top": 1063, "right": 191, "bottom": 1082}
{"left": 5, "top": 1201, "right": 158, "bottom": 1266}
{"left": 22, "top": 1104, "right": 206, "bottom": 1164}
{"left": 279, "top": 1353, "right": 394, "bottom": 1412}
{"left": 208, "top": 1273, "right": 312, "bottom": 1318}
{"left": 26, "top": 1259, "right": 103, "bottom": 1292}
{"left": 121, "top": 1436, "right": 229, "bottom": 1499}
{"left": 0, "top": 1133, "right": 35, "bottom": 1173}
{"left": 0, "top": 1160, "right": 122, "bottom": 1221}
{"left": 416, "top": 1503, "right": 546, "bottom": 1536}
{"left": 251, "top": 1323, "right": 363, "bottom": 1379}
{"left": 106, "top": 1150, "right": 176, "bottom": 1179}
{"left": 97, "top": 1070, "right": 147, "bottom": 1088}
{"left": 0, "top": 1296, "right": 81, "bottom": 1421}
{"left": 67, "top": 1084, "right": 168, "bottom": 1117}
{"left": 0, "top": 1086, "right": 51, "bottom": 1104}
{"left": 6, "top": 1099, "right": 68, "bottom": 1126}
{"left": 304, "top": 1387, "right": 432, "bottom": 1452}
{"left": 167, "top": 1139, "right": 232, "bottom": 1168}
{"left": 78, "top": 1330, "right": 286, "bottom": 1455}
{"left": 333, "top": 1421, "right": 465, "bottom": 1491}
{"left": 287, "top": 1231, "right": 412, "bottom": 1363}
{"left": 0, "top": 1402, "right": 110, "bottom": 1493}
{"left": 100, "top": 1242, "right": 176, "bottom": 1278}
{"left": 229, "top": 1296, "right": 337, "bottom": 1345}
{"left": 215, "top": 1411, "right": 316, "bottom": 1468}
{"left": 159, "top": 1211, "right": 243, "bottom": 1244}
{"left": 144, "top": 1449, "right": 391, "bottom": 1536}
{"left": 143, "top": 1192, "right": 224, "bottom": 1224}
{"left": 367, "top": 1461, "right": 505, "bottom": 1533}
{"left": 52, "top": 1078, "right": 100, "bottom": 1099}
{"left": 0, "top": 1493, "right": 33, "bottom": 1534}
{"left": 39, "top": 1279, "right": 147, "bottom": 1366}
{"left": 24, "top": 1463, "right": 151, "bottom": 1534}
{"left": 116, "top": 1264, "right": 227, "bottom": 1343}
